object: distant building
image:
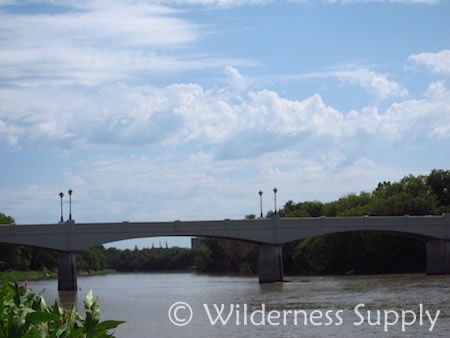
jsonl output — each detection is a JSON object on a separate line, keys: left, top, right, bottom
{"left": 191, "top": 237, "right": 207, "bottom": 248}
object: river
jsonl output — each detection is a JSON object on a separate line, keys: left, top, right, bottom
{"left": 29, "top": 273, "right": 450, "bottom": 337}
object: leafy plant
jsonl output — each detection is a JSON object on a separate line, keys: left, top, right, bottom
{"left": 0, "top": 280, "right": 125, "bottom": 337}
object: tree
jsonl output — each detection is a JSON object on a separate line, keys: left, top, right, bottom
{"left": 194, "top": 238, "right": 257, "bottom": 273}
{"left": 77, "top": 246, "right": 108, "bottom": 271}
{"left": 426, "top": 169, "right": 450, "bottom": 212}
{"left": 282, "top": 201, "right": 324, "bottom": 217}
{"left": 0, "top": 213, "right": 14, "bottom": 224}
{"left": 369, "top": 174, "right": 436, "bottom": 215}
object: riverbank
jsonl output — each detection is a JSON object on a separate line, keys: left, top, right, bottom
{"left": 0, "top": 269, "right": 116, "bottom": 282}
{"left": 0, "top": 270, "right": 54, "bottom": 282}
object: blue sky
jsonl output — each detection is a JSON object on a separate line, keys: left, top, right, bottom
{"left": 1, "top": 0, "right": 449, "bottom": 249}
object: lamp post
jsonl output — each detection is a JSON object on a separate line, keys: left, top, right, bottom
{"left": 273, "top": 187, "right": 278, "bottom": 215}
{"left": 258, "top": 190, "right": 263, "bottom": 218}
{"left": 68, "top": 189, "right": 73, "bottom": 220}
{"left": 59, "top": 192, "right": 64, "bottom": 222}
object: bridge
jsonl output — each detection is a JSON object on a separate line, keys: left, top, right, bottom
{"left": 1, "top": 214, "right": 449, "bottom": 290}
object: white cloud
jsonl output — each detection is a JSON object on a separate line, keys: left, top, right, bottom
{"left": 431, "top": 124, "right": 450, "bottom": 139}
{"left": 155, "top": 0, "right": 439, "bottom": 6}
{"left": 334, "top": 68, "right": 408, "bottom": 101}
{"left": 270, "top": 67, "right": 408, "bottom": 101}
{"left": 4, "top": 0, "right": 432, "bottom": 10}
{"left": 325, "top": 0, "right": 438, "bottom": 3}
{"left": 0, "top": 1, "right": 253, "bottom": 87}
{"left": 408, "top": 50, "right": 450, "bottom": 75}
{"left": 425, "top": 81, "right": 450, "bottom": 139}
{"left": 224, "top": 66, "right": 249, "bottom": 93}
{"left": 1, "top": 66, "right": 449, "bottom": 152}
{"left": 375, "top": 80, "right": 450, "bottom": 141}
{"left": 243, "top": 90, "right": 343, "bottom": 138}
{"left": 0, "top": 4, "right": 197, "bottom": 48}
{"left": 64, "top": 171, "right": 86, "bottom": 187}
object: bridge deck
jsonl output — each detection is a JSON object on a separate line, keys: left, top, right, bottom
{"left": 0, "top": 214, "right": 449, "bottom": 251}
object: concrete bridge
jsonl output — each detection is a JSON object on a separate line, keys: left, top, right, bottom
{"left": 1, "top": 214, "right": 449, "bottom": 290}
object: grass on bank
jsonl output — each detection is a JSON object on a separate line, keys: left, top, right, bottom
{"left": 0, "top": 269, "right": 116, "bottom": 282}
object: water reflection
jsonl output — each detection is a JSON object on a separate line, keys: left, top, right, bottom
{"left": 58, "top": 290, "right": 78, "bottom": 309}
{"left": 258, "top": 281, "right": 284, "bottom": 293}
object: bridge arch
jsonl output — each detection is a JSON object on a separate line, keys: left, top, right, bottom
{"left": 274, "top": 215, "right": 449, "bottom": 244}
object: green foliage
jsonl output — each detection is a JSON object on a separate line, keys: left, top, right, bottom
{"left": 30, "top": 248, "right": 58, "bottom": 272}
{"left": 284, "top": 200, "right": 325, "bottom": 217}
{"left": 426, "top": 169, "right": 450, "bottom": 212}
{"left": 368, "top": 175, "right": 436, "bottom": 216}
{"left": 0, "top": 213, "right": 14, "bottom": 225}
{"left": 195, "top": 238, "right": 258, "bottom": 273}
{"left": 193, "top": 247, "right": 214, "bottom": 272}
{"left": 77, "top": 246, "right": 108, "bottom": 272}
{"left": 106, "top": 247, "right": 196, "bottom": 272}
{"left": 332, "top": 192, "right": 372, "bottom": 216}
{"left": 0, "top": 281, "right": 125, "bottom": 337}
{"left": 0, "top": 271, "right": 52, "bottom": 283}
{"left": 280, "top": 170, "right": 449, "bottom": 218}
{"left": 291, "top": 233, "right": 425, "bottom": 274}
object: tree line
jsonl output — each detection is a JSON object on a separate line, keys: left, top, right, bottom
{"left": 0, "top": 169, "right": 449, "bottom": 275}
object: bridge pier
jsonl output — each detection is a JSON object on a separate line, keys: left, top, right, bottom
{"left": 259, "top": 244, "right": 284, "bottom": 283}
{"left": 426, "top": 240, "right": 450, "bottom": 275}
{"left": 58, "top": 252, "right": 78, "bottom": 291}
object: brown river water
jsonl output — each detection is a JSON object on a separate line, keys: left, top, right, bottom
{"left": 29, "top": 272, "right": 450, "bottom": 337}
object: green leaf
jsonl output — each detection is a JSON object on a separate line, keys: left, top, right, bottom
{"left": 94, "top": 320, "right": 126, "bottom": 332}
{"left": 28, "top": 311, "right": 60, "bottom": 323}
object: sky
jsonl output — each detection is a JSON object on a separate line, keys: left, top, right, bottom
{"left": 1, "top": 0, "right": 449, "bottom": 249}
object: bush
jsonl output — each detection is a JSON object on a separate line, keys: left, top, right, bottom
{"left": 0, "top": 280, "right": 125, "bottom": 337}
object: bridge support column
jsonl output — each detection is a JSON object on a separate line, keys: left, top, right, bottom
{"left": 259, "top": 244, "right": 283, "bottom": 283}
{"left": 426, "top": 240, "right": 450, "bottom": 275}
{"left": 58, "top": 252, "right": 78, "bottom": 291}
